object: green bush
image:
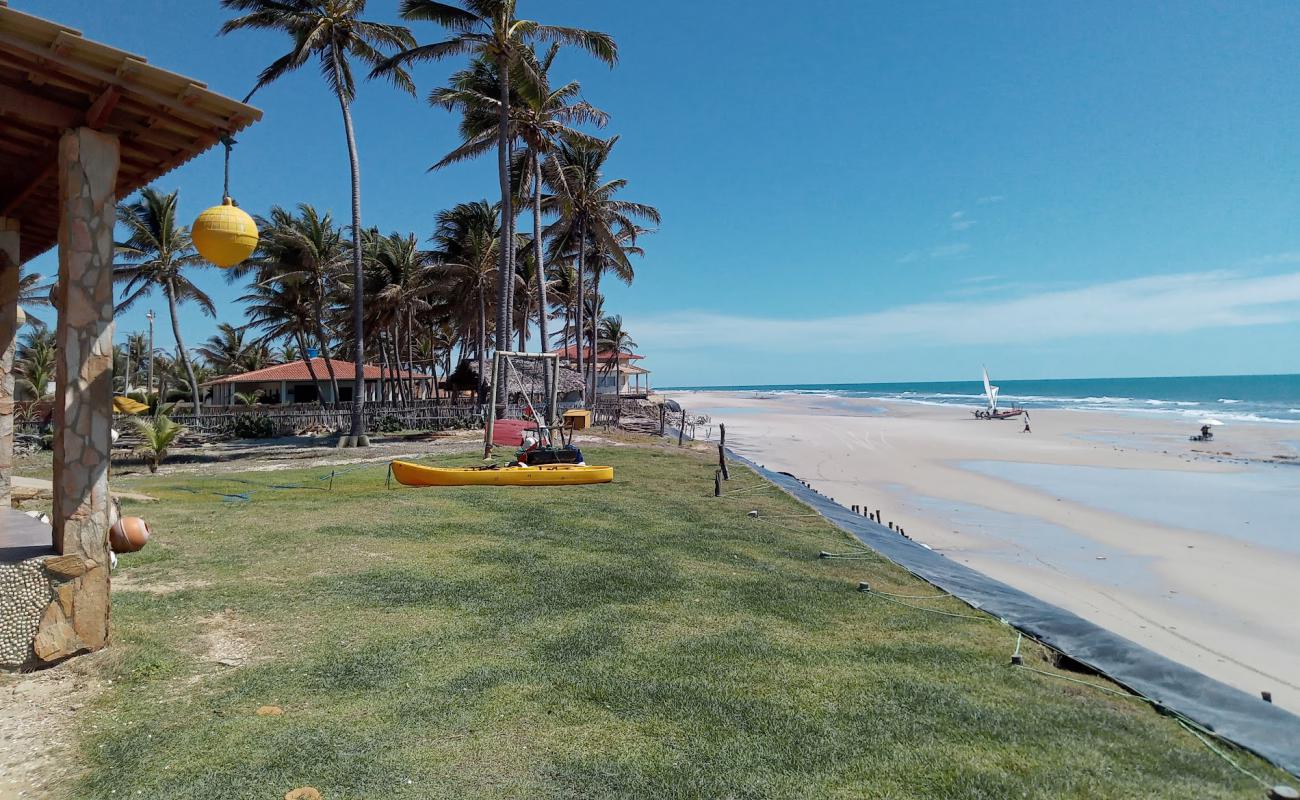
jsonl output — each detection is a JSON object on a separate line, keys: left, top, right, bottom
{"left": 375, "top": 415, "right": 403, "bottom": 433}
{"left": 232, "top": 414, "right": 276, "bottom": 439}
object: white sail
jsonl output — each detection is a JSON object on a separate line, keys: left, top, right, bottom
{"left": 982, "top": 366, "right": 998, "bottom": 411}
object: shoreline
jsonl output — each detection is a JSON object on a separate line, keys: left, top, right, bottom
{"left": 665, "top": 389, "right": 1300, "bottom": 714}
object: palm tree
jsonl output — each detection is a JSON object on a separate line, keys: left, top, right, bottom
{"left": 375, "top": 0, "right": 616, "bottom": 412}
{"left": 248, "top": 205, "right": 348, "bottom": 402}
{"left": 132, "top": 413, "right": 185, "bottom": 473}
{"left": 597, "top": 314, "right": 636, "bottom": 401}
{"left": 196, "top": 323, "right": 257, "bottom": 375}
{"left": 364, "top": 230, "right": 441, "bottom": 404}
{"left": 430, "top": 200, "right": 500, "bottom": 400}
{"left": 114, "top": 188, "right": 214, "bottom": 413}
{"left": 220, "top": 0, "right": 416, "bottom": 443}
{"left": 240, "top": 277, "right": 331, "bottom": 409}
{"left": 543, "top": 135, "right": 658, "bottom": 401}
{"left": 16, "top": 267, "right": 54, "bottom": 328}
{"left": 15, "top": 328, "right": 56, "bottom": 402}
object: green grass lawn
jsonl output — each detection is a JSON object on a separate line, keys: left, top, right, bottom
{"left": 72, "top": 442, "right": 1282, "bottom": 799}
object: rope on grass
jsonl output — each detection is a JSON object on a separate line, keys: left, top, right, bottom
{"left": 1007, "top": 638, "right": 1282, "bottom": 791}
{"left": 1177, "top": 719, "right": 1272, "bottom": 789}
{"left": 857, "top": 585, "right": 994, "bottom": 622}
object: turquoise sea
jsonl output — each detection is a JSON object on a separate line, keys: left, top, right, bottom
{"left": 669, "top": 373, "right": 1300, "bottom": 425}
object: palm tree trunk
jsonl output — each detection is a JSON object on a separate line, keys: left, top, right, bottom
{"left": 166, "top": 279, "right": 201, "bottom": 414}
{"left": 493, "top": 54, "right": 513, "bottom": 419}
{"left": 312, "top": 273, "right": 340, "bottom": 405}
{"left": 389, "top": 325, "right": 408, "bottom": 406}
{"left": 477, "top": 289, "right": 488, "bottom": 403}
{"left": 339, "top": 94, "right": 367, "bottom": 441}
{"left": 533, "top": 155, "right": 552, "bottom": 414}
{"left": 589, "top": 268, "right": 602, "bottom": 402}
{"left": 406, "top": 308, "right": 416, "bottom": 403}
{"left": 575, "top": 219, "right": 586, "bottom": 404}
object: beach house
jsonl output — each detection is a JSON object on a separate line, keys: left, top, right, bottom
{"left": 203, "top": 358, "right": 436, "bottom": 406}
{"left": 554, "top": 346, "right": 652, "bottom": 398}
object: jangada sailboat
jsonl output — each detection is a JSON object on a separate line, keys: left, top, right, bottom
{"left": 973, "top": 366, "right": 1025, "bottom": 419}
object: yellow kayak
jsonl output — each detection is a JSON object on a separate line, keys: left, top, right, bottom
{"left": 390, "top": 460, "right": 613, "bottom": 487}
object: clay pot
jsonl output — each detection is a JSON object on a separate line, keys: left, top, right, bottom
{"left": 109, "top": 517, "right": 150, "bottom": 553}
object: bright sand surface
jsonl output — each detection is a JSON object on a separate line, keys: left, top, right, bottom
{"left": 667, "top": 390, "right": 1300, "bottom": 714}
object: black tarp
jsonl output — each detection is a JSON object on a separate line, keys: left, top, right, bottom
{"left": 730, "top": 452, "right": 1300, "bottom": 777}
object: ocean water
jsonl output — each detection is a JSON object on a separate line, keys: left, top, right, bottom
{"left": 670, "top": 373, "right": 1300, "bottom": 425}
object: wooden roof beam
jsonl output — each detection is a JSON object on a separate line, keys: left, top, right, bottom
{"left": 0, "top": 82, "right": 81, "bottom": 129}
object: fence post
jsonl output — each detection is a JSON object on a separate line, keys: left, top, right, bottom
{"left": 659, "top": 405, "right": 666, "bottom": 436}
{"left": 714, "top": 469, "right": 722, "bottom": 497}
{"left": 678, "top": 409, "right": 686, "bottom": 446}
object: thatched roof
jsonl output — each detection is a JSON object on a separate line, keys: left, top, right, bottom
{"left": 443, "top": 360, "right": 585, "bottom": 396}
{"left": 498, "top": 360, "right": 585, "bottom": 396}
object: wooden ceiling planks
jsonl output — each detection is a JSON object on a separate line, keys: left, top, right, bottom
{"left": 0, "top": 2, "right": 261, "bottom": 262}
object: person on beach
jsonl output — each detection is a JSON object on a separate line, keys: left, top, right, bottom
{"left": 1022, "top": 412, "right": 1032, "bottom": 434}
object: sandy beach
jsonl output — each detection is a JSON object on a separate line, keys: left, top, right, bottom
{"left": 667, "top": 390, "right": 1300, "bottom": 714}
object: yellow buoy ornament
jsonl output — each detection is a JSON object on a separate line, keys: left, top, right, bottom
{"left": 192, "top": 196, "right": 258, "bottom": 268}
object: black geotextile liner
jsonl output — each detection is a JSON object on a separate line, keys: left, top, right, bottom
{"left": 730, "top": 453, "right": 1300, "bottom": 777}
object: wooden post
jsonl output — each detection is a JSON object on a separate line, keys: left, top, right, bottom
{"left": 717, "top": 443, "right": 729, "bottom": 481}
{"left": 678, "top": 408, "right": 686, "bottom": 445}
{"left": 483, "top": 351, "right": 498, "bottom": 459}
{"left": 714, "top": 470, "right": 721, "bottom": 497}
{"left": 659, "top": 404, "right": 666, "bottom": 436}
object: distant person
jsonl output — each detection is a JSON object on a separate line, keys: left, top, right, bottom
{"left": 1200, "top": 424, "right": 1211, "bottom": 439}
{"left": 1022, "top": 412, "right": 1032, "bottom": 434}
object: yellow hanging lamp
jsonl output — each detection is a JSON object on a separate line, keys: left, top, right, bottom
{"left": 191, "top": 136, "right": 258, "bottom": 268}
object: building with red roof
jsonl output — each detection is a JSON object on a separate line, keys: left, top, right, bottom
{"left": 552, "top": 347, "right": 652, "bottom": 398}
{"left": 203, "top": 358, "right": 434, "bottom": 406}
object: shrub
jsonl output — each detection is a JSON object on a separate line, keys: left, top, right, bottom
{"left": 232, "top": 414, "right": 277, "bottom": 439}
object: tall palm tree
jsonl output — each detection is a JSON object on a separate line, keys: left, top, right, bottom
{"left": 362, "top": 230, "right": 440, "bottom": 404}
{"left": 430, "top": 200, "right": 500, "bottom": 400}
{"left": 220, "top": 0, "right": 415, "bottom": 442}
{"left": 375, "top": 0, "right": 616, "bottom": 412}
{"left": 114, "top": 188, "right": 214, "bottom": 413}
{"left": 543, "top": 135, "right": 658, "bottom": 401}
{"left": 248, "top": 205, "right": 348, "bottom": 402}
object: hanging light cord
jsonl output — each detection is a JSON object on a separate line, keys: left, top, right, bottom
{"left": 221, "top": 134, "right": 237, "bottom": 202}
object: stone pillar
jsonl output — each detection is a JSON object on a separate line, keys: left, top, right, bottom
{"left": 0, "top": 218, "right": 19, "bottom": 508}
{"left": 44, "top": 127, "right": 119, "bottom": 660}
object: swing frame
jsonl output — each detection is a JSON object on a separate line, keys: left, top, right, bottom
{"left": 483, "top": 351, "right": 561, "bottom": 459}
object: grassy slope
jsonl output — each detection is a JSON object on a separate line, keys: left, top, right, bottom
{"left": 72, "top": 443, "right": 1280, "bottom": 799}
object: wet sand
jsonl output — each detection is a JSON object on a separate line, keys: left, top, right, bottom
{"left": 668, "top": 390, "right": 1300, "bottom": 714}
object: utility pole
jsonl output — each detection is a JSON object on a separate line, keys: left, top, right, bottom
{"left": 146, "top": 310, "right": 155, "bottom": 396}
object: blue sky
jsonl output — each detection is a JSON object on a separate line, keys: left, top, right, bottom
{"left": 18, "top": 0, "right": 1300, "bottom": 387}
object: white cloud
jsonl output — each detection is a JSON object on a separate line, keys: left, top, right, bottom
{"left": 928, "top": 242, "right": 970, "bottom": 258}
{"left": 976, "top": 194, "right": 1006, "bottom": 205}
{"left": 632, "top": 269, "right": 1300, "bottom": 354}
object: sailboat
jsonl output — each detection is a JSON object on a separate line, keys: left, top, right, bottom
{"left": 973, "top": 366, "right": 1024, "bottom": 419}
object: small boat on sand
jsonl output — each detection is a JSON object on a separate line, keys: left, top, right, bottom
{"left": 972, "top": 366, "right": 1025, "bottom": 419}
{"left": 390, "top": 460, "right": 613, "bottom": 487}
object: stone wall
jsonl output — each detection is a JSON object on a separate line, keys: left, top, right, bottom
{"left": 0, "top": 558, "right": 57, "bottom": 668}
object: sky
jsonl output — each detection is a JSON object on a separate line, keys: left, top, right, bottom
{"left": 16, "top": 0, "right": 1300, "bottom": 387}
